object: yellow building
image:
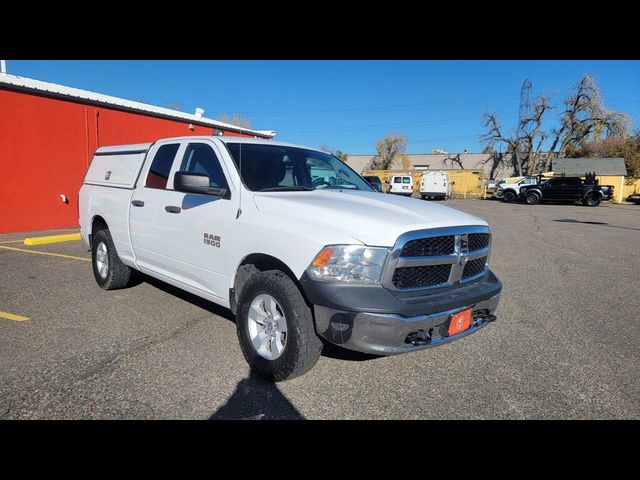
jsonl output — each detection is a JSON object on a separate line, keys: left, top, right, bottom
{"left": 361, "top": 168, "right": 485, "bottom": 198}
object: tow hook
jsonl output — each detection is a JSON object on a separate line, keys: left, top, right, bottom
{"left": 474, "top": 313, "right": 497, "bottom": 323}
{"left": 406, "top": 328, "right": 433, "bottom": 346}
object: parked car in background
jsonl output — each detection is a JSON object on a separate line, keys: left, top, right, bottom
{"left": 419, "top": 171, "right": 450, "bottom": 200}
{"left": 389, "top": 175, "right": 414, "bottom": 196}
{"left": 627, "top": 193, "right": 640, "bottom": 204}
{"left": 362, "top": 175, "right": 383, "bottom": 193}
{"left": 496, "top": 176, "right": 539, "bottom": 202}
{"left": 519, "top": 176, "right": 614, "bottom": 206}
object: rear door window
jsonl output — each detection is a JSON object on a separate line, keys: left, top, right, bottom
{"left": 393, "top": 177, "right": 402, "bottom": 184}
{"left": 146, "top": 144, "right": 180, "bottom": 189}
{"left": 402, "top": 177, "right": 411, "bottom": 184}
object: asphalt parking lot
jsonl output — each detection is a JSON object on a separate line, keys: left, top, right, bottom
{"left": 1, "top": 199, "right": 639, "bottom": 419}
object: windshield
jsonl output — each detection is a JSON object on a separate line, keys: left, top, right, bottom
{"left": 226, "top": 143, "right": 373, "bottom": 192}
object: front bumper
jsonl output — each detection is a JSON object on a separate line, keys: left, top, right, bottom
{"left": 313, "top": 293, "right": 500, "bottom": 355}
{"left": 302, "top": 270, "right": 502, "bottom": 355}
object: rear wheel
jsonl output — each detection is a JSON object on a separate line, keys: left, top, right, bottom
{"left": 583, "top": 193, "right": 601, "bottom": 207}
{"left": 91, "top": 228, "right": 134, "bottom": 290}
{"left": 236, "top": 270, "right": 322, "bottom": 381}
{"left": 502, "top": 190, "right": 516, "bottom": 202}
{"left": 525, "top": 192, "right": 541, "bottom": 205}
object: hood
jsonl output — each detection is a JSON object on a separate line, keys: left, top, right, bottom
{"left": 253, "top": 190, "right": 488, "bottom": 246}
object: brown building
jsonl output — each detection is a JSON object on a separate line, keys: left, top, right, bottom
{"left": 346, "top": 153, "right": 513, "bottom": 180}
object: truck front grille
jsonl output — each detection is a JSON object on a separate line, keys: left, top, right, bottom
{"left": 392, "top": 264, "right": 452, "bottom": 289}
{"left": 462, "top": 256, "right": 488, "bottom": 279}
{"left": 383, "top": 226, "right": 491, "bottom": 291}
{"left": 468, "top": 233, "right": 490, "bottom": 252}
{"left": 400, "top": 235, "right": 455, "bottom": 257}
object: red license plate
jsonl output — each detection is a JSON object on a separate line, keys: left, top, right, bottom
{"left": 448, "top": 308, "right": 472, "bottom": 336}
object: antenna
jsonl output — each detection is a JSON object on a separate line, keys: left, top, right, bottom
{"left": 236, "top": 136, "right": 243, "bottom": 219}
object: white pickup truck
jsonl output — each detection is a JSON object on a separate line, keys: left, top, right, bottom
{"left": 79, "top": 136, "right": 502, "bottom": 380}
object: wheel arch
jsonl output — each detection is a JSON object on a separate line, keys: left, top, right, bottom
{"left": 230, "top": 253, "right": 309, "bottom": 315}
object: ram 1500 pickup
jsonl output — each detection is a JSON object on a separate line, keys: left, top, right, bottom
{"left": 79, "top": 136, "right": 502, "bottom": 380}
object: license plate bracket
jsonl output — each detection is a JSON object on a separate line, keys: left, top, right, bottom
{"left": 448, "top": 308, "right": 472, "bottom": 336}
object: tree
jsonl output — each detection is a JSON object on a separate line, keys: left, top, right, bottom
{"left": 401, "top": 154, "right": 412, "bottom": 170}
{"left": 480, "top": 74, "right": 632, "bottom": 176}
{"left": 567, "top": 133, "right": 640, "bottom": 179}
{"left": 164, "top": 101, "right": 183, "bottom": 112}
{"left": 480, "top": 79, "right": 551, "bottom": 176}
{"left": 320, "top": 145, "right": 349, "bottom": 162}
{"left": 543, "top": 74, "right": 631, "bottom": 171}
{"left": 369, "top": 133, "right": 407, "bottom": 170}
{"left": 216, "top": 113, "right": 252, "bottom": 129}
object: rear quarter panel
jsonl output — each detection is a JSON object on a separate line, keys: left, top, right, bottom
{"left": 79, "top": 184, "right": 136, "bottom": 267}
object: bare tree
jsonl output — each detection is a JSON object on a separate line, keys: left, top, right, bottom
{"left": 320, "top": 145, "right": 349, "bottom": 162}
{"left": 482, "top": 79, "right": 552, "bottom": 176}
{"left": 216, "top": 113, "right": 252, "bottom": 129}
{"left": 369, "top": 133, "right": 407, "bottom": 170}
{"left": 543, "top": 74, "right": 631, "bottom": 171}
{"left": 164, "top": 101, "right": 183, "bottom": 112}
{"left": 444, "top": 154, "right": 464, "bottom": 169}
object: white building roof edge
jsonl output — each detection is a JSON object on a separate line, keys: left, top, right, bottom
{"left": 0, "top": 72, "right": 275, "bottom": 139}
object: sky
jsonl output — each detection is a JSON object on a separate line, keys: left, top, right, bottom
{"left": 5, "top": 60, "right": 640, "bottom": 154}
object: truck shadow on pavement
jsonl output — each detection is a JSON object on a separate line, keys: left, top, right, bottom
{"left": 139, "top": 274, "right": 379, "bottom": 362}
{"left": 209, "top": 371, "right": 305, "bottom": 420}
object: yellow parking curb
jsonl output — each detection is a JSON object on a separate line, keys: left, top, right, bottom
{"left": 23, "top": 233, "right": 81, "bottom": 246}
{"left": 0, "top": 311, "right": 29, "bottom": 322}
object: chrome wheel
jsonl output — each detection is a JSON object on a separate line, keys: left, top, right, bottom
{"left": 247, "top": 294, "right": 287, "bottom": 360}
{"left": 95, "top": 241, "right": 109, "bottom": 279}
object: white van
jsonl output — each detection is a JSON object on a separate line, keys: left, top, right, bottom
{"left": 419, "top": 171, "right": 450, "bottom": 200}
{"left": 389, "top": 175, "right": 413, "bottom": 196}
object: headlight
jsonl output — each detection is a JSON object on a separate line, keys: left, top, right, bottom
{"left": 307, "top": 245, "right": 389, "bottom": 284}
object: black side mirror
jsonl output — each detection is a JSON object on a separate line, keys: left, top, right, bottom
{"left": 174, "top": 172, "right": 227, "bottom": 197}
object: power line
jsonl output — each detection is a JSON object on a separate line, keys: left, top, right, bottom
{"left": 211, "top": 95, "right": 519, "bottom": 117}
{"left": 281, "top": 114, "right": 519, "bottom": 134}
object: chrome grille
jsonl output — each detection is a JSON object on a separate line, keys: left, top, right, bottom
{"left": 392, "top": 265, "right": 452, "bottom": 289}
{"left": 400, "top": 236, "right": 455, "bottom": 257}
{"left": 382, "top": 226, "right": 491, "bottom": 291}
{"left": 468, "top": 233, "right": 490, "bottom": 252}
{"left": 463, "top": 256, "right": 488, "bottom": 279}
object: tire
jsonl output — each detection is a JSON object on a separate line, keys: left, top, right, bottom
{"left": 502, "top": 190, "right": 516, "bottom": 203}
{"left": 525, "top": 192, "right": 541, "bottom": 205}
{"left": 583, "top": 193, "right": 601, "bottom": 207}
{"left": 236, "top": 270, "right": 322, "bottom": 382}
{"left": 421, "top": 195, "right": 426, "bottom": 200}
{"left": 91, "top": 227, "right": 134, "bottom": 290}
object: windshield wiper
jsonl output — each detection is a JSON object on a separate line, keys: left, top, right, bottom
{"left": 259, "top": 186, "right": 314, "bottom": 192}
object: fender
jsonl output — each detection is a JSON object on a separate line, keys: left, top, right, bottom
{"left": 521, "top": 187, "right": 542, "bottom": 198}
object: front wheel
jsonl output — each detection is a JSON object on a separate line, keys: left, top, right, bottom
{"left": 525, "top": 192, "right": 541, "bottom": 205}
{"left": 502, "top": 190, "right": 516, "bottom": 202}
{"left": 236, "top": 270, "right": 322, "bottom": 381}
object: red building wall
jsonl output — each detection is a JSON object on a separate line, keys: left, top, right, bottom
{"left": 0, "top": 89, "right": 253, "bottom": 233}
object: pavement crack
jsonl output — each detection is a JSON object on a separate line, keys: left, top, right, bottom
{"left": 76, "top": 316, "right": 208, "bottom": 382}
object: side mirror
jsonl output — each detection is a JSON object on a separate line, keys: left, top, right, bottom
{"left": 174, "top": 172, "right": 227, "bottom": 197}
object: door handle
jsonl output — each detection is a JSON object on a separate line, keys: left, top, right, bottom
{"left": 165, "top": 206, "right": 181, "bottom": 214}
{"left": 131, "top": 200, "right": 145, "bottom": 207}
